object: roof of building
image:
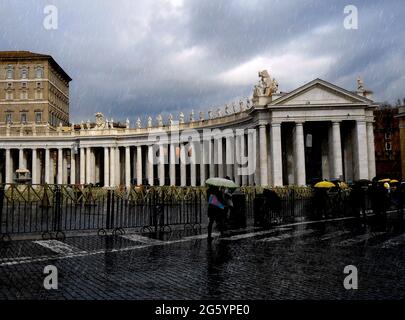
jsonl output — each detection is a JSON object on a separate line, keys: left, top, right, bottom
{"left": 0, "top": 51, "right": 72, "bottom": 82}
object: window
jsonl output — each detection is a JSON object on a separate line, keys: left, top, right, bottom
{"left": 384, "top": 132, "right": 392, "bottom": 140}
{"left": 5, "top": 91, "right": 13, "bottom": 100}
{"left": 385, "top": 142, "right": 392, "bottom": 151}
{"left": 35, "top": 112, "right": 42, "bottom": 123}
{"left": 20, "top": 91, "right": 28, "bottom": 100}
{"left": 35, "top": 90, "right": 43, "bottom": 100}
{"left": 6, "top": 67, "right": 13, "bottom": 79}
{"left": 20, "top": 113, "right": 27, "bottom": 123}
{"left": 35, "top": 67, "right": 43, "bottom": 79}
{"left": 20, "top": 68, "right": 28, "bottom": 79}
{"left": 21, "top": 82, "right": 27, "bottom": 88}
{"left": 5, "top": 113, "right": 12, "bottom": 123}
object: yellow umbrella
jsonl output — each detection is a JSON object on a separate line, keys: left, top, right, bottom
{"left": 378, "top": 178, "right": 391, "bottom": 183}
{"left": 390, "top": 179, "right": 399, "bottom": 184}
{"left": 314, "top": 181, "right": 335, "bottom": 188}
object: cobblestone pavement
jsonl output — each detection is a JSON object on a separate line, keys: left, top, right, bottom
{"left": 1, "top": 215, "right": 405, "bottom": 300}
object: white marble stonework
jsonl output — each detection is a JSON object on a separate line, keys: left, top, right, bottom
{"left": 0, "top": 75, "right": 378, "bottom": 187}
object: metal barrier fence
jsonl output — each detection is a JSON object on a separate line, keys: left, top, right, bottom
{"left": 0, "top": 184, "right": 205, "bottom": 241}
{"left": 1, "top": 183, "right": 393, "bottom": 241}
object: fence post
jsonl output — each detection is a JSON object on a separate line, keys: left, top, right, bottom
{"left": 0, "top": 185, "right": 4, "bottom": 235}
{"left": 53, "top": 185, "right": 62, "bottom": 232}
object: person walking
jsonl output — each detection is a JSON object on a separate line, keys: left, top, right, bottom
{"left": 207, "top": 186, "right": 226, "bottom": 242}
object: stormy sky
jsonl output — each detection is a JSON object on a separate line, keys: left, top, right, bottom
{"left": 1, "top": 0, "right": 404, "bottom": 124}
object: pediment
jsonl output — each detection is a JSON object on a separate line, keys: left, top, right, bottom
{"left": 271, "top": 79, "right": 371, "bottom": 106}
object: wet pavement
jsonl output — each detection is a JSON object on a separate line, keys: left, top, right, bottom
{"left": 1, "top": 214, "right": 405, "bottom": 300}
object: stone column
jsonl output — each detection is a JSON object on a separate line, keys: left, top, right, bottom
{"left": 136, "top": 146, "right": 142, "bottom": 185}
{"left": 217, "top": 138, "right": 224, "bottom": 178}
{"left": 32, "top": 149, "right": 38, "bottom": 184}
{"left": 200, "top": 140, "right": 206, "bottom": 186}
{"left": 104, "top": 147, "right": 109, "bottom": 187}
{"left": 45, "top": 148, "right": 50, "bottom": 184}
{"left": 57, "top": 148, "right": 63, "bottom": 185}
{"left": 85, "top": 147, "right": 91, "bottom": 184}
{"left": 169, "top": 144, "right": 176, "bottom": 186}
{"left": 259, "top": 124, "right": 268, "bottom": 186}
{"left": 234, "top": 133, "right": 241, "bottom": 185}
{"left": 125, "top": 146, "right": 131, "bottom": 188}
{"left": 180, "top": 143, "right": 186, "bottom": 186}
{"left": 248, "top": 131, "right": 255, "bottom": 185}
{"left": 158, "top": 144, "right": 165, "bottom": 186}
{"left": 366, "top": 121, "right": 376, "bottom": 179}
{"left": 147, "top": 145, "right": 154, "bottom": 186}
{"left": 116, "top": 147, "right": 121, "bottom": 186}
{"left": 19, "top": 148, "right": 24, "bottom": 170}
{"left": 209, "top": 139, "right": 215, "bottom": 178}
{"left": 241, "top": 134, "right": 247, "bottom": 186}
{"left": 80, "top": 148, "right": 85, "bottom": 185}
{"left": 355, "top": 120, "right": 369, "bottom": 180}
{"left": 190, "top": 143, "right": 196, "bottom": 186}
{"left": 110, "top": 147, "right": 116, "bottom": 187}
{"left": 332, "top": 121, "right": 343, "bottom": 180}
{"left": 225, "top": 136, "right": 234, "bottom": 180}
{"left": 294, "top": 122, "right": 306, "bottom": 185}
{"left": 90, "top": 149, "right": 96, "bottom": 184}
{"left": 270, "top": 123, "right": 283, "bottom": 186}
{"left": 70, "top": 149, "right": 76, "bottom": 185}
{"left": 5, "top": 148, "right": 12, "bottom": 184}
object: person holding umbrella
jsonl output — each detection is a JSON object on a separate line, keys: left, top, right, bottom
{"left": 205, "top": 178, "right": 238, "bottom": 241}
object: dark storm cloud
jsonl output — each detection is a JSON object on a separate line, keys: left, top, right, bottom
{"left": 0, "top": 0, "right": 404, "bottom": 124}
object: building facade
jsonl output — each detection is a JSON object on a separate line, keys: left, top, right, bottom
{"left": 0, "top": 51, "right": 71, "bottom": 129}
{"left": 374, "top": 105, "right": 401, "bottom": 179}
{"left": 0, "top": 70, "right": 377, "bottom": 187}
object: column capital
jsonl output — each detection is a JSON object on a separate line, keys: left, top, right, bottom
{"left": 332, "top": 120, "right": 341, "bottom": 125}
{"left": 295, "top": 121, "right": 304, "bottom": 126}
{"left": 270, "top": 122, "right": 282, "bottom": 128}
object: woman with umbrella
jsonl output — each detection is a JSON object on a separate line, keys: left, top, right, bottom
{"left": 206, "top": 178, "right": 238, "bottom": 241}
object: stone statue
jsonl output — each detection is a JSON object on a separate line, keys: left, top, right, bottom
{"left": 136, "top": 117, "right": 142, "bottom": 129}
{"left": 109, "top": 118, "right": 114, "bottom": 129}
{"left": 147, "top": 116, "right": 152, "bottom": 128}
{"left": 208, "top": 110, "right": 213, "bottom": 119}
{"left": 156, "top": 114, "right": 163, "bottom": 126}
{"left": 168, "top": 114, "right": 173, "bottom": 126}
{"left": 239, "top": 99, "right": 245, "bottom": 112}
{"left": 217, "top": 108, "right": 222, "bottom": 118}
{"left": 253, "top": 70, "right": 279, "bottom": 98}
{"left": 246, "top": 98, "right": 252, "bottom": 109}
{"left": 80, "top": 121, "right": 84, "bottom": 130}
{"left": 199, "top": 111, "right": 204, "bottom": 121}
{"left": 125, "top": 118, "right": 130, "bottom": 129}
{"left": 225, "top": 104, "right": 231, "bottom": 115}
{"left": 71, "top": 123, "right": 75, "bottom": 131}
{"left": 357, "top": 77, "right": 364, "bottom": 91}
{"left": 179, "top": 112, "right": 185, "bottom": 124}
{"left": 95, "top": 112, "right": 106, "bottom": 129}
{"left": 232, "top": 102, "right": 238, "bottom": 113}
{"left": 190, "top": 110, "right": 195, "bottom": 122}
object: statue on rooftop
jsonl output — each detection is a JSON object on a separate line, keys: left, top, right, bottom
{"left": 136, "top": 117, "right": 142, "bottom": 129}
{"left": 156, "top": 114, "right": 163, "bottom": 127}
{"left": 147, "top": 116, "right": 152, "bottom": 128}
{"left": 95, "top": 112, "right": 106, "bottom": 129}
{"left": 190, "top": 110, "right": 195, "bottom": 122}
{"left": 179, "top": 112, "right": 185, "bottom": 124}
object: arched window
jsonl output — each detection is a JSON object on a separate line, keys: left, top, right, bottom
{"left": 6, "top": 67, "right": 13, "bottom": 79}
{"left": 35, "top": 67, "right": 43, "bottom": 79}
{"left": 20, "top": 68, "right": 28, "bottom": 79}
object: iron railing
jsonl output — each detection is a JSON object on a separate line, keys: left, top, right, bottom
{"left": 1, "top": 183, "right": 398, "bottom": 241}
